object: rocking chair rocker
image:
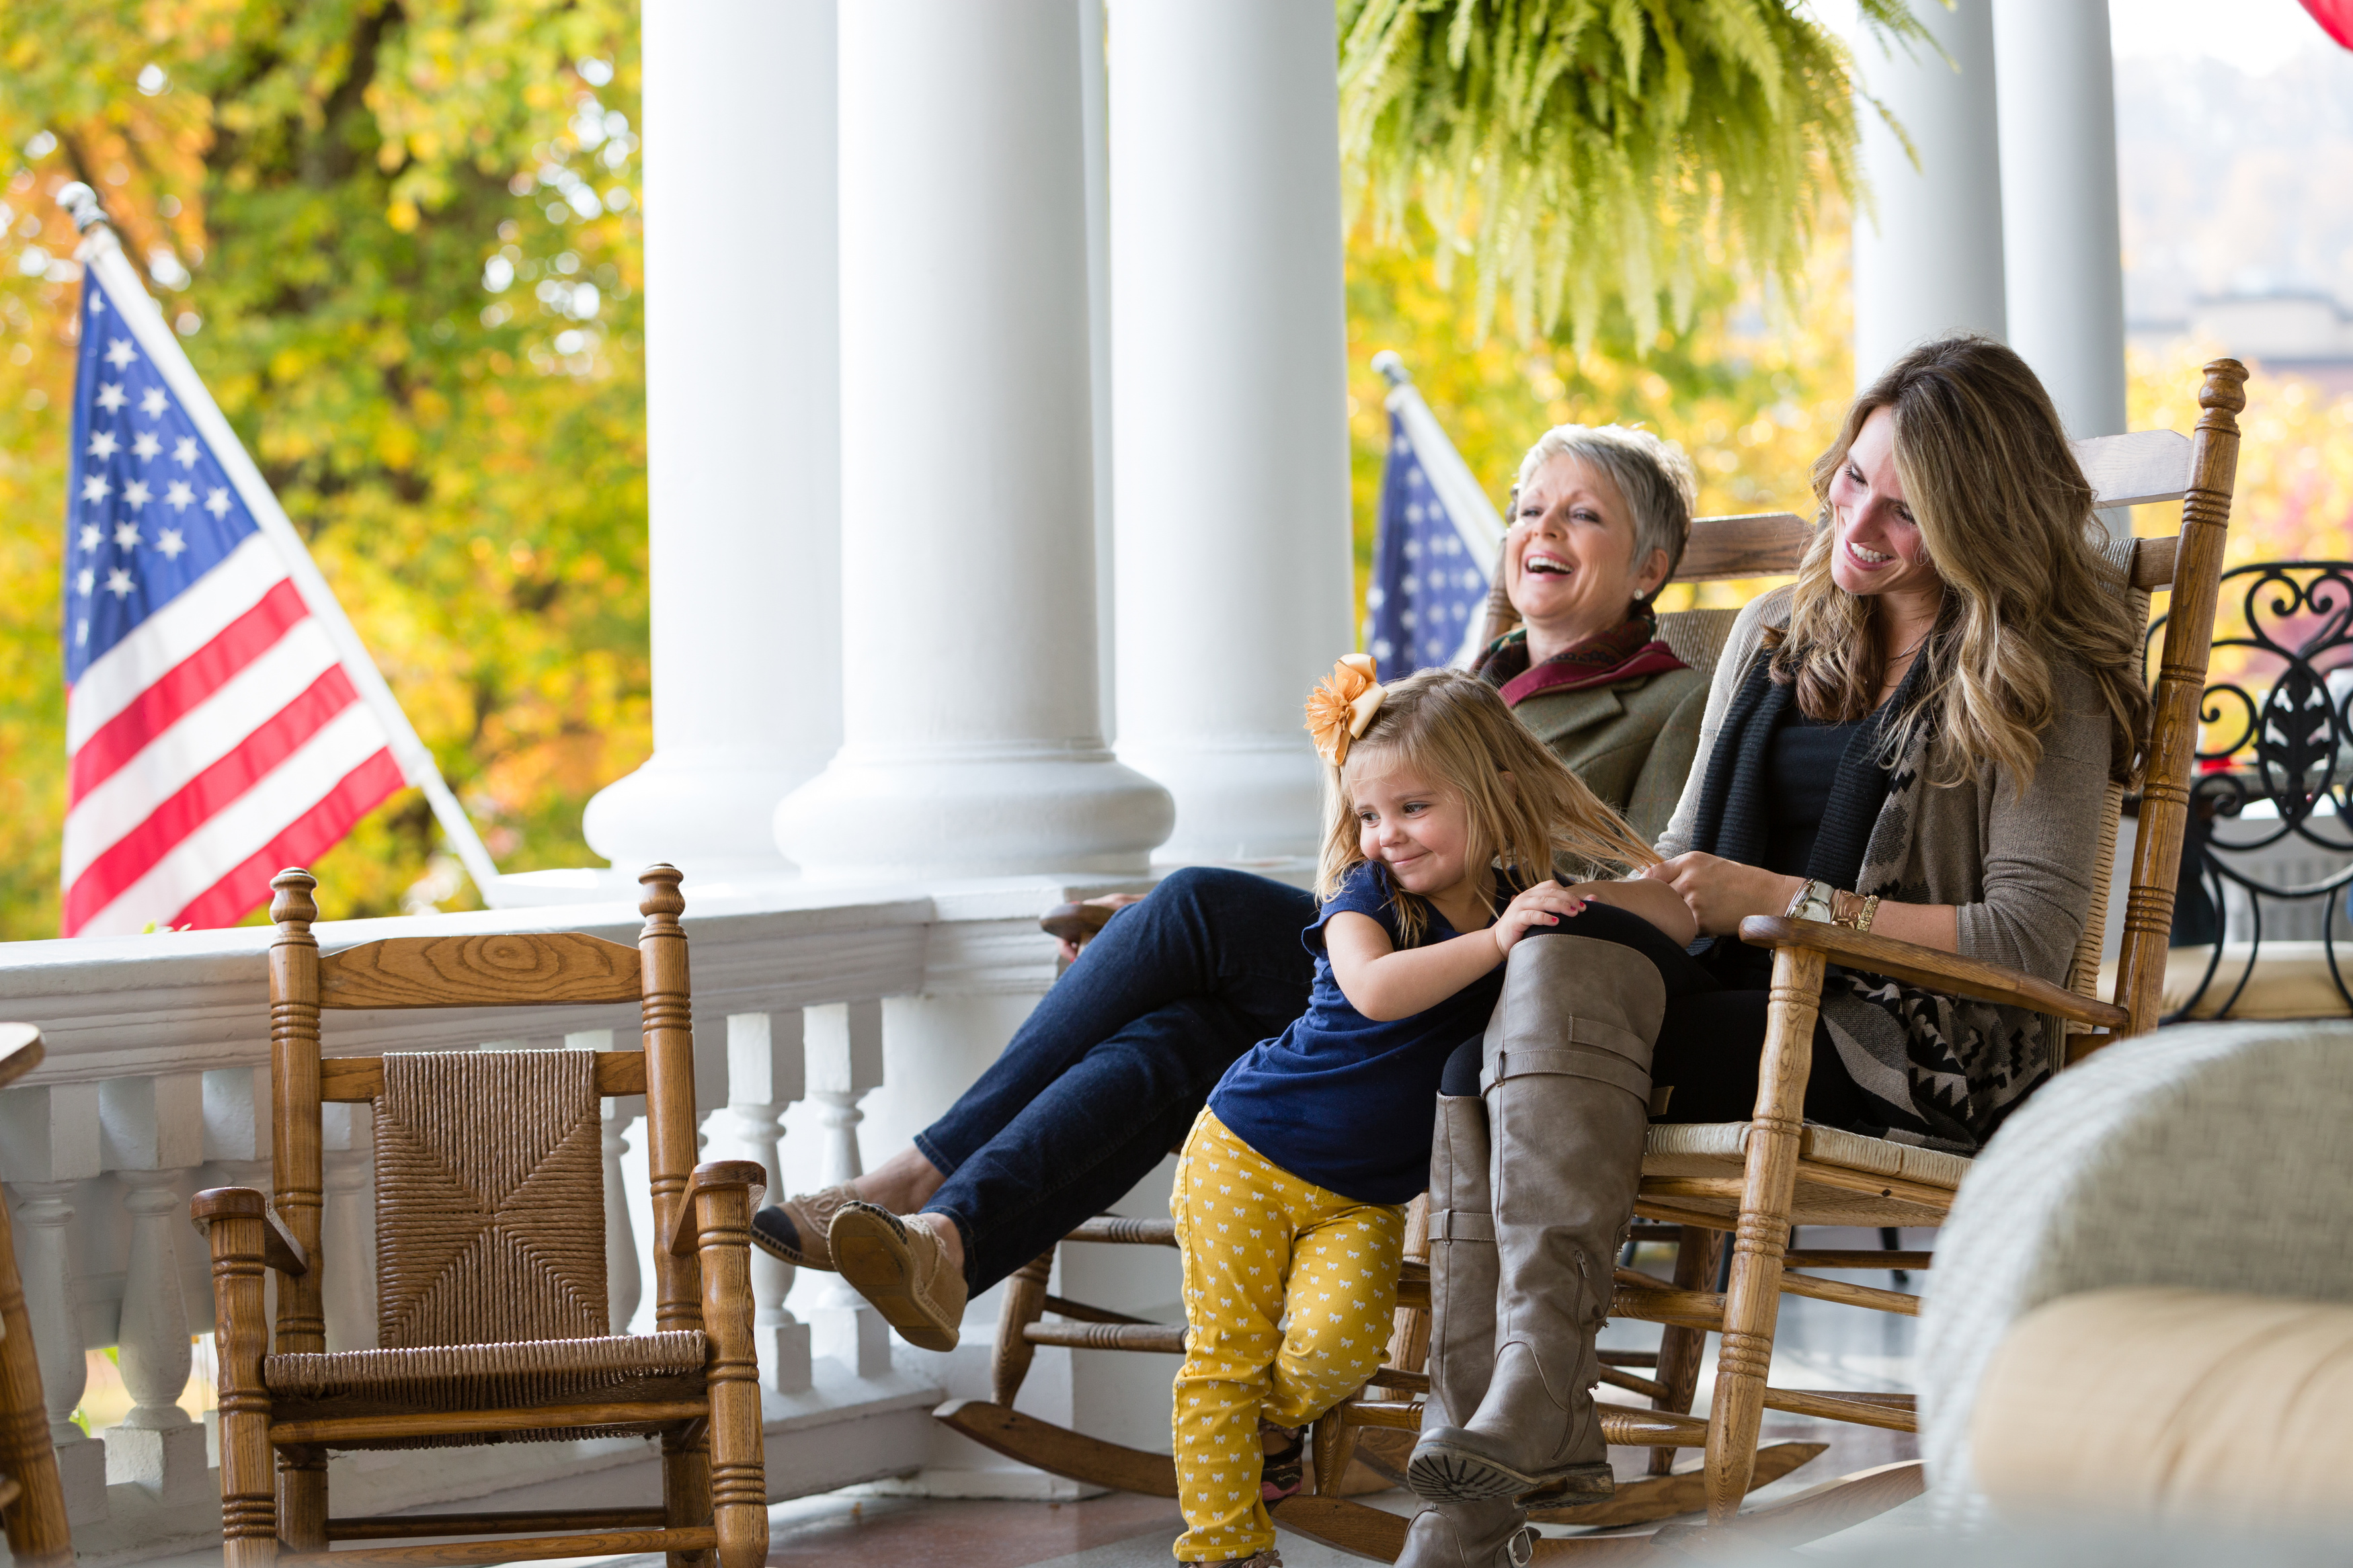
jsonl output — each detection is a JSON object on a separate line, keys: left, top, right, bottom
{"left": 941, "top": 360, "right": 2247, "bottom": 1559}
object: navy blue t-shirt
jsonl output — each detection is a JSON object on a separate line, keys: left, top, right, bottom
{"left": 1206, "top": 862, "right": 1516, "bottom": 1206}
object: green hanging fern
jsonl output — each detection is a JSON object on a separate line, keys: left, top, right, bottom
{"left": 1339, "top": 0, "right": 1933, "bottom": 349}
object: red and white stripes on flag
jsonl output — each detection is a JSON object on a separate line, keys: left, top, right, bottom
{"left": 61, "top": 537, "right": 403, "bottom": 935}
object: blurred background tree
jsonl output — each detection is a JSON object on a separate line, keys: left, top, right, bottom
{"left": 0, "top": 0, "right": 645, "bottom": 934}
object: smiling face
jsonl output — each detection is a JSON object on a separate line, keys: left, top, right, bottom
{"left": 1826, "top": 407, "right": 1944, "bottom": 604}
{"left": 1505, "top": 454, "right": 1670, "bottom": 650}
{"left": 1346, "top": 752, "right": 1482, "bottom": 905}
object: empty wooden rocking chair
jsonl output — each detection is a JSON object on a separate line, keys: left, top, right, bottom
{"left": 193, "top": 864, "right": 767, "bottom": 1568}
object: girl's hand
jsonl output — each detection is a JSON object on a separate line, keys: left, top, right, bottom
{"left": 1490, "top": 880, "right": 1592, "bottom": 956}
{"left": 1640, "top": 854, "right": 1804, "bottom": 938}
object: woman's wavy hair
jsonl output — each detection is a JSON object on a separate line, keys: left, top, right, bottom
{"left": 1314, "top": 668, "right": 1659, "bottom": 946}
{"left": 1775, "top": 335, "right": 2150, "bottom": 788}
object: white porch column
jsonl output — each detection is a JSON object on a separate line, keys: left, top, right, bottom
{"left": 582, "top": 0, "right": 841, "bottom": 880}
{"left": 774, "top": 0, "right": 1170, "bottom": 879}
{"left": 1107, "top": 0, "right": 1353, "bottom": 863}
{"left": 1851, "top": 0, "right": 2008, "bottom": 386}
{"left": 1992, "top": 0, "right": 2127, "bottom": 437}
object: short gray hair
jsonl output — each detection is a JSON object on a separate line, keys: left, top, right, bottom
{"left": 1511, "top": 424, "right": 1699, "bottom": 595}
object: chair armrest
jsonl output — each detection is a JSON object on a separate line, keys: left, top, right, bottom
{"left": 667, "top": 1160, "right": 768, "bottom": 1259}
{"left": 1738, "top": 916, "right": 2126, "bottom": 1030}
{"left": 0, "top": 1025, "right": 42, "bottom": 1090}
{"left": 190, "top": 1187, "right": 311, "bottom": 1276}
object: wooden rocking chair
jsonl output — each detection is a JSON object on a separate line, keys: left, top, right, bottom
{"left": 1, "top": 1026, "right": 73, "bottom": 1568}
{"left": 192, "top": 864, "right": 768, "bottom": 1568}
{"left": 941, "top": 360, "right": 2247, "bottom": 1557}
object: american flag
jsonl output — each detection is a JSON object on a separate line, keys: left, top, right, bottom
{"left": 60, "top": 270, "right": 405, "bottom": 936}
{"left": 1364, "top": 410, "right": 1494, "bottom": 682}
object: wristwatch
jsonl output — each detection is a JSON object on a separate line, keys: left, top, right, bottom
{"left": 1785, "top": 878, "right": 1836, "bottom": 924}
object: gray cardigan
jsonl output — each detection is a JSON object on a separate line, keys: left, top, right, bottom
{"left": 1658, "top": 587, "right": 2114, "bottom": 1149}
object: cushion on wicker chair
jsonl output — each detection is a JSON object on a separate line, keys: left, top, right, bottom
{"left": 1971, "top": 1286, "right": 2353, "bottom": 1525}
{"left": 1644, "top": 1120, "right": 1972, "bottom": 1190}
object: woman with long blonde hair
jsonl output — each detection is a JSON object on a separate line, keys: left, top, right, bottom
{"left": 1400, "top": 336, "right": 2149, "bottom": 1566}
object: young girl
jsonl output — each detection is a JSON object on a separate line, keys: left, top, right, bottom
{"left": 1166, "top": 659, "right": 1696, "bottom": 1567}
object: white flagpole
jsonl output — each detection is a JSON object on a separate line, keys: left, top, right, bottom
{"left": 63, "top": 187, "right": 507, "bottom": 905}
{"left": 1371, "top": 352, "right": 1508, "bottom": 668}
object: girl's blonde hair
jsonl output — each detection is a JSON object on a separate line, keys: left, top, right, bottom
{"left": 1314, "top": 668, "right": 1660, "bottom": 945}
{"left": 1778, "top": 335, "right": 2150, "bottom": 788}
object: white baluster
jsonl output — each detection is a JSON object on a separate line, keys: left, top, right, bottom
{"left": 805, "top": 1000, "right": 888, "bottom": 1376}
{"left": 724, "top": 1011, "right": 809, "bottom": 1393}
{"left": 98, "top": 1071, "right": 209, "bottom": 1505}
{"left": 320, "top": 1103, "right": 375, "bottom": 1352}
{"left": 567, "top": 1030, "right": 641, "bottom": 1336}
{"left": 2, "top": 1077, "right": 108, "bottom": 1524}
{"left": 602, "top": 1100, "right": 643, "bottom": 1335}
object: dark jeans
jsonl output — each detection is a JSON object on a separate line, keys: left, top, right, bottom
{"left": 1437, "top": 902, "right": 1867, "bottom": 1128}
{"left": 916, "top": 866, "right": 1318, "bottom": 1293}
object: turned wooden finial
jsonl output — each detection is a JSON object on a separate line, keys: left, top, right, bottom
{"left": 638, "top": 863, "right": 685, "bottom": 924}
{"left": 2198, "top": 358, "right": 2249, "bottom": 423}
{"left": 271, "top": 868, "right": 319, "bottom": 930}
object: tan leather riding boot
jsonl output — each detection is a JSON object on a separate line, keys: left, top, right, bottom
{"left": 1408, "top": 935, "right": 1663, "bottom": 1505}
{"left": 1394, "top": 1097, "right": 1533, "bottom": 1567}
{"left": 1426, "top": 1094, "right": 1499, "bottom": 1428}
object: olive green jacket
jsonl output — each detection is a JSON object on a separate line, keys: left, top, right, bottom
{"left": 1509, "top": 666, "right": 1709, "bottom": 847}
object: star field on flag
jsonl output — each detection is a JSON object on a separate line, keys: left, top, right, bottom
{"left": 1364, "top": 413, "right": 1492, "bottom": 682}
{"left": 61, "top": 273, "right": 403, "bottom": 936}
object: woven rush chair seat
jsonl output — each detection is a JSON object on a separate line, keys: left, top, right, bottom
{"left": 1644, "top": 1122, "right": 1968, "bottom": 1227}
{"left": 263, "top": 1331, "right": 708, "bottom": 1441}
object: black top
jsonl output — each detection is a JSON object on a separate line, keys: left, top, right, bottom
{"left": 1764, "top": 714, "right": 1867, "bottom": 877}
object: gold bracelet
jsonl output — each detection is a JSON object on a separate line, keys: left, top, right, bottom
{"left": 1828, "top": 889, "right": 1881, "bottom": 932}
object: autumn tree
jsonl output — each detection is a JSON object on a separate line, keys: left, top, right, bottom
{"left": 0, "top": 0, "right": 648, "bottom": 934}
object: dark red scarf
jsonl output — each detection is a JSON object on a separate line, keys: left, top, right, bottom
{"left": 1472, "top": 614, "right": 1687, "bottom": 708}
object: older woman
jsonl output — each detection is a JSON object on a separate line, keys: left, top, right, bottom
{"left": 752, "top": 424, "right": 1710, "bottom": 1356}
{"left": 1399, "top": 336, "right": 2151, "bottom": 1567}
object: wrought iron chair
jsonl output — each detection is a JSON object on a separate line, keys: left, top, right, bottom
{"left": 2112, "top": 560, "right": 2353, "bottom": 1021}
{"left": 0, "top": 1026, "right": 73, "bottom": 1568}
{"left": 941, "top": 363, "right": 2245, "bottom": 1557}
{"left": 192, "top": 865, "right": 766, "bottom": 1568}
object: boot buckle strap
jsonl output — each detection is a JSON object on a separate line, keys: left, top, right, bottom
{"left": 1426, "top": 1208, "right": 1494, "bottom": 1243}
{"left": 1480, "top": 1044, "right": 1651, "bottom": 1100}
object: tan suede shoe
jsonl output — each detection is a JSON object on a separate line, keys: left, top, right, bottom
{"left": 749, "top": 1183, "right": 858, "bottom": 1271}
{"left": 828, "top": 1200, "right": 967, "bottom": 1352}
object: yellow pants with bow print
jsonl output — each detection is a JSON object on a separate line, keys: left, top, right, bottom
{"left": 1169, "top": 1109, "right": 1405, "bottom": 1561}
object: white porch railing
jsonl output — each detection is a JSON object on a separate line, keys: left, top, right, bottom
{"left": 0, "top": 876, "right": 1107, "bottom": 1567}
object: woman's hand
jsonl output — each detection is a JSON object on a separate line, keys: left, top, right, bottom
{"left": 1490, "top": 880, "right": 1592, "bottom": 956}
{"left": 1640, "top": 853, "right": 1805, "bottom": 938}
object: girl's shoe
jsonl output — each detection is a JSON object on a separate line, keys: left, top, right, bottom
{"left": 1258, "top": 1421, "right": 1307, "bottom": 1503}
{"left": 828, "top": 1200, "right": 968, "bottom": 1352}
{"left": 749, "top": 1184, "right": 858, "bottom": 1270}
{"left": 1190, "top": 1554, "right": 1281, "bottom": 1568}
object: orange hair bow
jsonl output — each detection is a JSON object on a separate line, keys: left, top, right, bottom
{"left": 1305, "top": 654, "right": 1386, "bottom": 766}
